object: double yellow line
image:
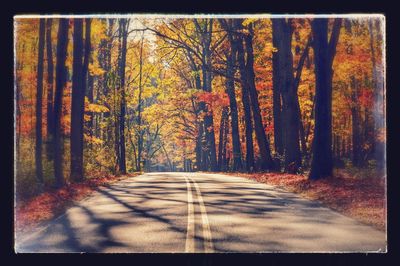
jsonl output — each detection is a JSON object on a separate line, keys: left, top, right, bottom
{"left": 184, "top": 175, "right": 214, "bottom": 253}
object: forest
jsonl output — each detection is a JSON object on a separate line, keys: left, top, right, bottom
{"left": 14, "top": 16, "right": 385, "bottom": 199}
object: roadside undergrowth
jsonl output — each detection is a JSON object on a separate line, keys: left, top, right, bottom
{"left": 218, "top": 169, "right": 386, "bottom": 231}
{"left": 15, "top": 172, "right": 142, "bottom": 234}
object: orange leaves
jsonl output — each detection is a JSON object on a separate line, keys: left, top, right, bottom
{"left": 86, "top": 103, "right": 110, "bottom": 113}
{"left": 358, "top": 89, "right": 373, "bottom": 108}
{"left": 265, "top": 123, "right": 274, "bottom": 134}
{"left": 230, "top": 170, "right": 386, "bottom": 231}
{"left": 196, "top": 91, "right": 229, "bottom": 107}
{"left": 255, "top": 80, "right": 271, "bottom": 91}
{"left": 15, "top": 173, "right": 141, "bottom": 232}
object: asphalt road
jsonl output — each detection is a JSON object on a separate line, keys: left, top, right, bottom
{"left": 15, "top": 172, "right": 386, "bottom": 253}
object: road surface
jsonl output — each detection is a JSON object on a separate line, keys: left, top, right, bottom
{"left": 15, "top": 172, "right": 386, "bottom": 253}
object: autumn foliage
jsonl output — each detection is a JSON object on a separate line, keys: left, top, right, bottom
{"left": 14, "top": 16, "right": 385, "bottom": 229}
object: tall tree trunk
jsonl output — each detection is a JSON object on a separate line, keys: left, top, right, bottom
{"left": 235, "top": 28, "right": 255, "bottom": 172}
{"left": 222, "top": 114, "right": 229, "bottom": 171}
{"left": 195, "top": 121, "right": 203, "bottom": 171}
{"left": 217, "top": 106, "right": 228, "bottom": 170}
{"left": 45, "top": 18, "right": 54, "bottom": 159}
{"left": 118, "top": 19, "right": 128, "bottom": 174}
{"left": 294, "top": 38, "right": 312, "bottom": 161}
{"left": 272, "top": 19, "right": 302, "bottom": 173}
{"left": 309, "top": 18, "right": 342, "bottom": 180}
{"left": 272, "top": 23, "right": 284, "bottom": 158}
{"left": 99, "top": 19, "right": 114, "bottom": 154}
{"left": 35, "top": 18, "right": 45, "bottom": 184}
{"left": 137, "top": 32, "right": 144, "bottom": 172}
{"left": 243, "top": 23, "right": 274, "bottom": 171}
{"left": 70, "top": 18, "right": 85, "bottom": 182}
{"left": 53, "top": 18, "right": 69, "bottom": 187}
{"left": 195, "top": 19, "right": 218, "bottom": 171}
{"left": 219, "top": 19, "right": 243, "bottom": 171}
{"left": 369, "top": 19, "right": 385, "bottom": 169}
{"left": 202, "top": 60, "right": 218, "bottom": 171}
{"left": 83, "top": 18, "right": 92, "bottom": 136}
{"left": 187, "top": 52, "right": 205, "bottom": 171}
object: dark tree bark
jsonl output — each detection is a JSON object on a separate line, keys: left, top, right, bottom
{"left": 272, "top": 19, "right": 310, "bottom": 173}
{"left": 35, "top": 18, "right": 45, "bottom": 184}
{"left": 98, "top": 19, "right": 114, "bottom": 151}
{"left": 83, "top": 19, "right": 91, "bottom": 101}
{"left": 272, "top": 36, "right": 284, "bottom": 158}
{"left": 136, "top": 32, "right": 145, "bottom": 172}
{"left": 219, "top": 19, "right": 243, "bottom": 171}
{"left": 45, "top": 18, "right": 54, "bottom": 159}
{"left": 243, "top": 23, "right": 274, "bottom": 171}
{"left": 294, "top": 38, "right": 311, "bottom": 160}
{"left": 195, "top": 121, "right": 203, "bottom": 170}
{"left": 369, "top": 19, "right": 385, "bottom": 169}
{"left": 195, "top": 19, "right": 218, "bottom": 171}
{"left": 309, "top": 18, "right": 342, "bottom": 180}
{"left": 70, "top": 18, "right": 85, "bottom": 182}
{"left": 235, "top": 27, "right": 255, "bottom": 172}
{"left": 53, "top": 18, "right": 69, "bottom": 187}
{"left": 222, "top": 114, "right": 229, "bottom": 171}
{"left": 118, "top": 18, "right": 128, "bottom": 174}
{"left": 187, "top": 51, "right": 205, "bottom": 171}
{"left": 83, "top": 19, "right": 94, "bottom": 140}
{"left": 217, "top": 106, "right": 229, "bottom": 170}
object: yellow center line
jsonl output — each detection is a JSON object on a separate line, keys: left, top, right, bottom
{"left": 189, "top": 176, "right": 214, "bottom": 253}
{"left": 184, "top": 176, "right": 195, "bottom": 252}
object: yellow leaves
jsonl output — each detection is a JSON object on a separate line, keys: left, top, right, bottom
{"left": 86, "top": 103, "right": 109, "bottom": 113}
{"left": 89, "top": 62, "right": 105, "bottom": 76}
{"left": 84, "top": 114, "right": 91, "bottom": 122}
{"left": 84, "top": 98, "right": 109, "bottom": 113}
{"left": 90, "top": 19, "right": 107, "bottom": 42}
{"left": 84, "top": 134, "right": 104, "bottom": 145}
{"left": 242, "top": 18, "right": 257, "bottom": 27}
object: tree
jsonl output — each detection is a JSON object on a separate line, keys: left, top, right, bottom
{"left": 219, "top": 18, "right": 243, "bottom": 171}
{"left": 242, "top": 22, "right": 274, "bottom": 171}
{"left": 83, "top": 18, "right": 92, "bottom": 119}
{"left": 53, "top": 18, "right": 69, "bottom": 187}
{"left": 217, "top": 106, "right": 229, "bottom": 170}
{"left": 272, "top": 27, "right": 284, "bottom": 159}
{"left": 272, "top": 19, "right": 310, "bottom": 173}
{"left": 194, "top": 19, "right": 218, "bottom": 171}
{"left": 71, "top": 19, "right": 85, "bottom": 182}
{"left": 369, "top": 18, "right": 385, "bottom": 169}
{"left": 136, "top": 31, "right": 144, "bottom": 172}
{"left": 235, "top": 24, "right": 255, "bottom": 172}
{"left": 117, "top": 18, "right": 129, "bottom": 174}
{"left": 45, "top": 18, "right": 54, "bottom": 159}
{"left": 309, "top": 18, "right": 342, "bottom": 180}
{"left": 35, "top": 18, "right": 45, "bottom": 185}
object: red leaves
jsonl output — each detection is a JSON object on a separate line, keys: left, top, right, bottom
{"left": 196, "top": 91, "right": 229, "bottom": 107}
{"left": 358, "top": 89, "right": 373, "bottom": 108}
{"left": 15, "top": 173, "right": 141, "bottom": 233}
{"left": 229, "top": 171, "right": 385, "bottom": 231}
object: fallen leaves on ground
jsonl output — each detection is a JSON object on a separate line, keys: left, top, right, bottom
{"left": 15, "top": 172, "right": 142, "bottom": 234}
{"left": 220, "top": 170, "right": 386, "bottom": 231}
